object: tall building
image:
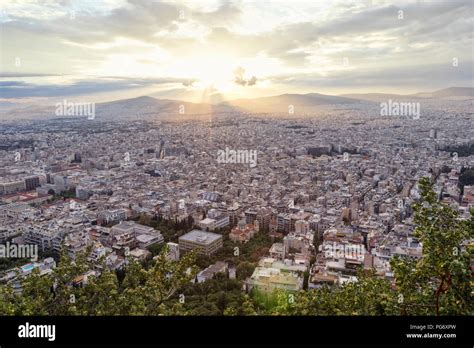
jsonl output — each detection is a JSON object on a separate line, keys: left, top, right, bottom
{"left": 24, "top": 176, "right": 40, "bottom": 191}
{"left": 166, "top": 242, "right": 180, "bottom": 261}
{"left": 295, "top": 220, "right": 310, "bottom": 234}
{"left": 244, "top": 209, "right": 257, "bottom": 224}
{"left": 227, "top": 204, "right": 241, "bottom": 226}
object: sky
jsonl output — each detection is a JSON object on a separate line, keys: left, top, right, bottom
{"left": 0, "top": 0, "right": 473, "bottom": 104}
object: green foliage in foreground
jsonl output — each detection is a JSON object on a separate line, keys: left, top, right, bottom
{"left": 390, "top": 177, "right": 473, "bottom": 315}
{"left": 0, "top": 178, "right": 472, "bottom": 315}
{"left": 0, "top": 246, "right": 198, "bottom": 315}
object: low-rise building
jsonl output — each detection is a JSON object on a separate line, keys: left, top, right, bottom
{"left": 198, "top": 217, "right": 217, "bottom": 231}
{"left": 196, "top": 261, "right": 228, "bottom": 283}
{"left": 229, "top": 222, "right": 258, "bottom": 243}
{"left": 245, "top": 266, "right": 303, "bottom": 293}
{"left": 178, "top": 229, "right": 223, "bottom": 256}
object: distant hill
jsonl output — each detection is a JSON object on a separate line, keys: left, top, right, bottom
{"left": 413, "top": 87, "right": 474, "bottom": 99}
{"left": 221, "top": 93, "right": 365, "bottom": 114}
{"left": 2, "top": 87, "right": 471, "bottom": 120}
{"left": 93, "top": 93, "right": 367, "bottom": 119}
{"left": 342, "top": 87, "right": 474, "bottom": 102}
{"left": 95, "top": 96, "right": 235, "bottom": 120}
{"left": 88, "top": 88, "right": 474, "bottom": 119}
{"left": 340, "top": 93, "right": 417, "bottom": 102}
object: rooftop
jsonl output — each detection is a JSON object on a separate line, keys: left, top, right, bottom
{"left": 179, "top": 229, "right": 223, "bottom": 245}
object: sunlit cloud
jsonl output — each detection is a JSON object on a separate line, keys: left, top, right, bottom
{"left": 1, "top": 0, "right": 472, "bottom": 101}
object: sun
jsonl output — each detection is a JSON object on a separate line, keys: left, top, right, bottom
{"left": 192, "top": 57, "right": 235, "bottom": 93}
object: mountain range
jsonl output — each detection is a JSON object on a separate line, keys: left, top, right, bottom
{"left": 342, "top": 87, "right": 474, "bottom": 102}
{"left": 94, "top": 87, "right": 472, "bottom": 119}
{"left": 2, "top": 87, "right": 472, "bottom": 120}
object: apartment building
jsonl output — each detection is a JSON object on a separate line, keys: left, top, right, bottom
{"left": 0, "top": 180, "right": 26, "bottom": 195}
{"left": 178, "top": 229, "right": 223, "bottom": 256}
{"left": 23, "top": 227, "right": 61, "bottom": 252}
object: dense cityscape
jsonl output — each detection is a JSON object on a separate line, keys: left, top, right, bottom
{"left": 0, "top": 95, "right": 472, "bottom": 315}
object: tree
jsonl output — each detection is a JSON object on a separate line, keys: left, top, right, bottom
{"left": 390, "top": 177, "right": 473, "bottom": 315}
{"left": 177, "top": 278, "right": 246, "bottom": 315}
{"left": 138, "top": 247, "right": 198, "bottom": 315}
{"left": 236, "top": 261, "right": 255, "bottom": 280}
{"left": 138, "top": 214, "right": 152, "bottom": 226}
{"left": 0, "top": 246, "right": 198, "bottom": 316}
{"left": 265, "top": 271, "right": 398, "bottom": 316}
{"left": 241, "top": 294, "right": 257, "bottom": 315}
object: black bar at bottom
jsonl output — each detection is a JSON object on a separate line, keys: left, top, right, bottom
{"left": 0, "top": 316, "right": 471, "bottom": 346}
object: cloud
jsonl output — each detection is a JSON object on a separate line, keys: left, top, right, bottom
{"left": 197, "top": 1, "right": 473, "bottom": 67}
{"left": 0, "top": 81, "right": 29, "bottom": 87}
{"left": 1, "top": 0, "right": 181, "bottom": 45}
{"left": 233, "top": 66, "right": 257, "bottom": 86}
{"left": 0, "top": 77, "right": 190, "bottom": 98}
{"left": 0, "top": 73, "right": 60, "bottom": 78}
{"left": 0, "top": 0, "right": 472, "bottom": 97}
{"left": 247, "top": 76, "right": 257, "bottom": 86}
{"left": 182, "top": 80, "right": 195, "bottom": 87}
{"left": 190, "top": 1, "right": 242, "bottom": 26}
{"left": 233, "top": 66, "right": 246, "bottom": 86}
{"left": 269, "top": 60, "right": 474, "bottom": 91}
